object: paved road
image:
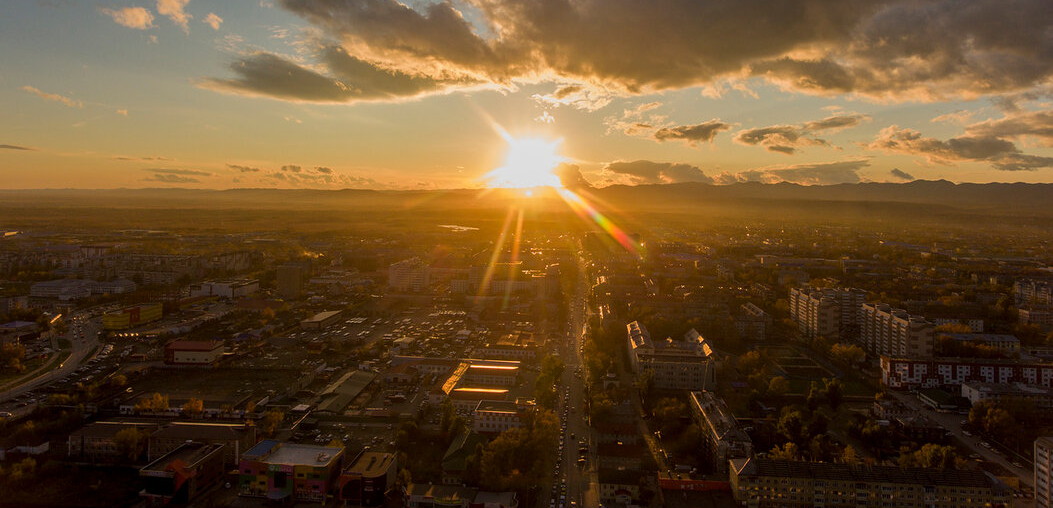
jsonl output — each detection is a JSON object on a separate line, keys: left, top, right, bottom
{"left": 0, "top": 313, "right": 100, "bottom": 412}
{"left": 886, "top": 390, "right": 1034, "bottom": 491}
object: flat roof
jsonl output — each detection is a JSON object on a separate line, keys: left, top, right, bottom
{"left": 303, "top": 310, "right": 342, "bottom": 323}
{"left": 245, "top": 440, "right": 343, "bottom": 467}
{"left": 142, "top": 442, "right": 225, "bottom": 473}
{"left": 347, "top": 452, "right": 395, "bottom": 477}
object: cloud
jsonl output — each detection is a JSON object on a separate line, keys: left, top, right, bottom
{"left": 532, "top": 84, "right": 612, "bottom": 111}
{"left": 0, "top": 144, "right": 34, "bottom": 151}
{"left": 964, "top": 110, "right": 1053, "bottom": 146}
{"left": 603, "top": 160, "right": 713, "bottom": 185}
{"left": 313, "top": 166, "right": 333, "bottom": 174}
{"left": 200, "top": 48, "right": 477, "bottom": 103}
{"left": 717, "top": 159, "right": 870, "bottom": 185}
{"left": 203, "top": 12, "right": 223, "bottom": 31}
{"left": 889, "top": 168, "right": 915, "bottom": 181}
{"left": 145, "top": 168, "right": 211, "bottom": 176}
{"left": 735, "top": 114, "right": 869, "bottom": 154}
{"left": 227, "top": 164, "right": 260, "bottom": 173}
{"left": 114, "top": 155, "right": 171, "bottom": 161}
{"left": 535, "top": 111, "right": 555, "bottom": 124}
{"left": 115, "top": 109, "right": 129, "bottom": 116}
{"left": 143, "top": 174, "right": 199, "bottom": 184}
{"left": 259, "top": 166, "right": 380, "bottom": 188}
{"left": 21, "top": 86, "right": 82, "bottom": 108}
{"left": 196, "top": 0, "right": 1046, "bottom": 105}
{"left": 280, "top": 165, "right": 301, "bottom": 172}
{"left": 866, "top": 125, "right": 1053, "bottom": 171}
{"left": 931, "top": 110, "right": 976, "bottom": 125}
{"left": 157, "top": 0, "right": 191, "bottom": 33}
{"left": 100, "top": 6, "right": 155, "bottom": 30}
{"left": 652, "top": 121, "right": 732, "bottom": 146}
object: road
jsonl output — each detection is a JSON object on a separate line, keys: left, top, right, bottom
{"left": 886, "top": 390, "right": 1034, "bottom": 491}
{"left": 542, "top": 253, "right": 600, "bottom": 508}
{"left": 0, "top": 313, "right": 101, "bottom": 416}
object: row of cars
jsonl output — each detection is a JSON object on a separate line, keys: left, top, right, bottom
{"left": 551, "top": 388, "right": 580, "bottom": 508}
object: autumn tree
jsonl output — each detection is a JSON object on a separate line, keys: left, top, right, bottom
{"left": 260, "top": 409, "right": 285, "bottom": 437}
{"left": 829, "top": 343, "right": 865, "bottom": 365}
{"left": 181, "top": 397, "right": 204, "bottom": 417}
{"left": 114, "top": 427, "right": 148, "bottom": 461}
{"left": 134, "top": 393, "right": 169, "bottom": 413}
{"left": 899, "top": 443, "right": 958, "bottom": 469}
{"left": 767, "top": 376, "right": 789, "bottom": 398}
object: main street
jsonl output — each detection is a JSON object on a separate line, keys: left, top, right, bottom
{"left": 886, "top": 390, "right": 1034, "bottom": 492}
{"left": 0, "top": 312, "right": 101, "bottom": 416}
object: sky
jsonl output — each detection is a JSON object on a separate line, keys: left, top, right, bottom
{"left": 1, "top": 0, "right": 1052, "bottom": 190}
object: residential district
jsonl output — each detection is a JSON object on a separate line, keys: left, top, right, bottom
{"left": 1, "top": 223, "right": 1053, "bottom": 508}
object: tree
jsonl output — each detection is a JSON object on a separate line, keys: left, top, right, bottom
{"left": 841, "top": 445, "right": 861, "bottom": 465}
{"left": 777, "top": 409, "right": 806, "bottom": 445}
{"left": 899, "top": 443, "right": 957, "bottom": 469}
{"left": 181, "top": 398, "right": 204, "bottom": 417}
{"left": 829, "top": 343, "right": 865, "bottom": 365}
{"left": 260, "top": 409, "right": 284, "bottom": 437}
{"left": 823, "top": 378, "right": 844, "bottom": 410}
{"left": 0, "top": 343, "right": 26, "bottom": 373}
{"left": 767, "top": 376, "right": 789, "bottom": 398}
{"left": 114, "top": 427, "right": 148, "bottom": 461}
{"left": 769, "top": 442, "right": 799, "bottom": 460}
{"left": 652, "top": 397, "right": 687, "bottom": 435}
{"left": 134, "top": 393, "right": 169, "bottom": 413}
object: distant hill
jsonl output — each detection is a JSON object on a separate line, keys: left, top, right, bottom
{"left": 0, "top": 180, "right": 1050, "bottom": 217}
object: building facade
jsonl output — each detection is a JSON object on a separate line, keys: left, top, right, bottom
{"left": 238, "top": 440, "right": 345, "bottom": 503}
{"left": 730, "top": 458, "right": 1012, "bottom": 508}
{"left": 860, "top": 303, "right": 935, "bottom": 359}
{"left": 881, "top": 356, "right": 1053, "bottom": 390}
{"left": 789, "top": 287, "right": 865, "bottom": 341}
{"left": 1037, "top": 436, "right": 1053, "bottom": 508}
{"left": 627, "top": 322, "right": 714, "bottom": 391}
{"left": 689, "top": 391, "right": 753, "bottom": 476}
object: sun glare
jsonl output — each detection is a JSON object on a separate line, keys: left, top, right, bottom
{"left": 484, "top": 137, "right": 565, "bottom": 189}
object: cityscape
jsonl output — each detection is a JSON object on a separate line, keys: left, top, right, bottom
{"left": 2, "top": 1, "right": 1053, "bottom": 508}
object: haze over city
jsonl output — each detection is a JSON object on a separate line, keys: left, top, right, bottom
{"left": 2, "top": 2, "right": 1053, "bottom": 508}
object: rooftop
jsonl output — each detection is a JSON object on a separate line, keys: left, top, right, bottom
{"left": 346, "top": 452, "right": 395, "bottom": 477}
{"left": 734, "top": 458, "right": 1004, "bottom": 489}
{"left": 141, "top": 442, "right": 225, "bottom": 474}
{"left": 243, "top": 440, "right": 343, "bottom": 467}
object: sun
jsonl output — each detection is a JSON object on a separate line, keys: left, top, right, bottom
{"left": 483, "top": 136, "right": 566, "bottom": 189}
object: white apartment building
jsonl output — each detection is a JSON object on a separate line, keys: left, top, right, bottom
{"left": 788, "top": 287, "right": 865, "bottom": 341}
{"left": 627, "top": 322, "right": 714, "bottom": 391}
{"left": 388, "top": 257, "right": 430, "bottom": 292}
{"left": 860, "top": 303, "right": 934, "bottom": 359}
{"left": 1037, "top": 436, "right": 1053, "bottom": 508}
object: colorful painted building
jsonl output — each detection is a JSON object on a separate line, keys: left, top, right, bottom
{"left": 238, "top": 440, "right": 344, "bottom": 503}
{"left": 102, "top": 303, "right": 163, "bottom": 330}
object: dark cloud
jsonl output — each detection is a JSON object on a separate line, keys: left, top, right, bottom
{"left": 734, "top": 114, "right": 868, "bottom": 154}
{"left": 143, "top": 174, "right": 200, "bottom": 184}
{"left": 194, "top": 0, "right": 1053, "bottom": 104}
{"left": 0, "top": 144, "right": 34, "bottom": 151}
{"left": 866, "top": 126, "right": 1053, "bottom": 171}
{"left": 280, "top": 165, "right": 302, "bottom": 172}
{"left": 604, "top": 160, "right": 713, "bottom": 185}
{"left": 889, "top": 168, "right": 915, "bottom": 181}
{"left": 652, "top": 121, "right": 732, "bottom": 146}
{"left": 115, "top": 155, "right": 172, "bottom": 161}
{"left": 555, "top": 163, "right": 593, "bottom": 190}
{"left": 228, "top": 164, "right": 261, "bottom": 173}
{"left": 259, "top": 165, "right": 381, "bottom": 188}
{"left": 201, "top": 46, "right": 477, "bottom": 103}
{"left": 313, "top": 166, "right": 333, "bottom": 174}
{"left": 716, "top": 159, "right": 870, "bottom": 185}
{"left": 145, "top": 168, "right": 212, "bottom": 177}
{"left": 965, "top": 110, "right": 1053, "bottom": 146}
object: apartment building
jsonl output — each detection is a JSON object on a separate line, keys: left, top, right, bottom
{"left": 860, "top": 303, "right": 935, "bottom": 359}
{"left": 789, "top": 287, "right": 865, "bottom": 341}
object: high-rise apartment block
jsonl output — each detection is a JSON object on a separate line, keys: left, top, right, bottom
{"left": 788, "top": 287, "right": 866, "bottom": 341}
{"left": 860, "top": 303, "right": 935, "bottom": 359}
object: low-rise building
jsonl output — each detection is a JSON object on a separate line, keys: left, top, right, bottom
{"left": 736, "top": 303, "right": 772, "bottom": 342}
{"left": 881, "top": 356, "right": 1053, "bottom": 390}
{"left": 403, "top": 483, "right": 476, "bottom": 508}
{"left": 139, "top": 442, "right": 226, "bottom": 506}
{"left": 941, "top": 333, "right": 1021, "bottom": 355}
{"left": 627, "top": 323, "right": 714, "bottom": 391}
{"left": 301, "top": 310, "right": 344, "bottom": 331}
{"left": 598, "top": 468, "right": 642, "bottom": 506}
{"left": 103, "top": 303, "right": 163, "bottom": 330}
{"left": 30, "top": 279, "right": 93, "bottom": 300}
{"left": 689, "top": 391, "right": 753, "bottom": 476}
{"left": 189, "top": 279, "right": 259, "bottom": 299}
{"left": 238, "top": 440, "right": 345, "bottom": 503}
{"left": 163, "top": 340, "right": 224, "bottom": 366}
{"left": 730, "top": 457, "right": 1012, "bottom": 508}
{"left": 68, "top": 421, "right": 162, "bottom": 462}
{"left": 962, "top": 381, "right": 1053, "bottom": 413}
{"left": 472, "top": 400, "right": 525, "bottom": 435}
{"left": 337, "top": 451, "right": 397, "bottom": 507}
{"left": 148, "top": 422, "right": 256, "bottom": 467}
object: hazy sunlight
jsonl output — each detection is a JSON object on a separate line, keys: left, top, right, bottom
{"left": 484, "top": 137, "right": 565, "bottom": 189}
